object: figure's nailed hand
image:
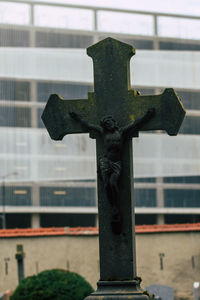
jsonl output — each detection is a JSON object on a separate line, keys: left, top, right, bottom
{"left": 147, "top": 107, "right": 155, "bottom": 117}
{"left": 69, "top": 111, "right": 79, "bottom": 120}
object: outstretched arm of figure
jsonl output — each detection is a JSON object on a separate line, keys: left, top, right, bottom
{"left": 122, "top": 108, "right": 155, "bottom": 138}
{"left": 69, "top": 112, "right": 103, "bottom": 134}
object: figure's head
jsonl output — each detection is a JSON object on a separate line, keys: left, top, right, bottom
{"left": 100, "top": 115, "right": 118, "bottom": 132}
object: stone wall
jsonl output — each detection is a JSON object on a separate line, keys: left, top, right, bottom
{"left": 0, "top": 230, "right": 199, "bottom": 300}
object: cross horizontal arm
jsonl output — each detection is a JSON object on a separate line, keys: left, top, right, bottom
{"left": 69, "top": 112, "right": 103, "bottom": 135}
{"left": 121, "top": 108, "right": 155, "bottom": 138}
{"left": 127, "top": 88, "right": 186, "bottom": 136}
{"left": 42, "top": 93, "right": 97, "bottom": 140}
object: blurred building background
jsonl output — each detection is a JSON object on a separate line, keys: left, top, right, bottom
{"left": 0, "top": 0, "right": 200, "bottom": 229}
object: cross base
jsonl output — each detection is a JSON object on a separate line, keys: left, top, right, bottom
{"left": 84, "top": 280, "right": 153, "bottom": 300}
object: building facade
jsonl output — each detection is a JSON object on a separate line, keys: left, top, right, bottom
{"left": 0, "top": 0, "right": 200, "bottom": 228}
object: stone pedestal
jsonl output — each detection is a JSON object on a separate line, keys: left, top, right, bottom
{"left": 85, "top": 280, "right": 152, "bottom": 300}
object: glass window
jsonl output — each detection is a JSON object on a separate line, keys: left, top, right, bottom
{"left": 6, "top": 213, "right": 31, "bottom": 229}
{"left": 100, "top": 36, "right": 153, "bottom": 50}
{"left": 135, "top": 214, "right": 157, "bottom": 225}
{"left": 179, "top": 116, "right": 200, "bottom": 135}
{"left": 122, "top": 39, "right": 153, "bottom": 50}
{"left": 0, "top": 107, "right": 31, "bottom": 127}
{"left": 134, "top": 189, "right": 156, "bottom": 207}
{"left": 0, "top": 80, "right": 30, "bottom": 101}
{"left": 40, "top": 213, "right": 96, "bottom": 227}
{"left": 98, "top": 11, "right": 154, "bottom": 36}
{"left": 0, "top": 29, "right": 29, "bottom": 47}
{"left": 159, "top": 41, "right": 200, "bottom": 51}
{"left": 134, "top": 178, "right": 156, "bottom": 183}
{"left": 164, "top": 189, "right": 200, "bottom": 207}
{"left": 34, "top": 5, "right": 94, "bottom": 31}
{"left": 0, "top": 186, "right": 32, "bottom": 206}
{"left": 37, "top": 108, "right": 44, "bottom": 128}
{"left": 165, "top": 214, "right": 200, "bottom": 224}
{"left": 164, "top": 176, "right": 200, "bottom": 184}
{"left": 40, "top": 187, "right": 96, "bottom": 207}
{"left": 36, "top": 32, "right": 93, "bottom": 48}
{"left": 176, "top": 90, "right": 200, "bottom": 110}
{"left": 0, "top": 2, "right": 30, "bottom": 25}
{"left": 158, "top": 17, "right": 200, "bottom": 40}
{"left": 37, "top": 82, "right": 92, "bottom": 103}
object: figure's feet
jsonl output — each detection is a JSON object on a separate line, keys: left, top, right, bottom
{"left": 111, "top": 207, "right": 122, "bottom": 234}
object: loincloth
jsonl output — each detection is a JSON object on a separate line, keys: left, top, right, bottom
{"left": 99, "top": 157, "right": 121, "bottom": 177}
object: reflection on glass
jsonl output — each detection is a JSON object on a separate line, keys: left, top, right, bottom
{"left": 158, "top": 16, "right": 200, "bottom": 40}
{"left": 176, "top": 90, "right": 200, "bottom": 110}
{"left": 179, "top": 116, "right": 200, "bottom": 135}
{"left": 97, "top": 11, "right": 154, "bottom": 35}
{"left": 0, "top": 29, "right": 30, "bottom": 47}
{"left": 135, "top": 189, "right": 156, "bottom": 207}
{"left": 159, "top": 41, "right": 200, "bottom": 51}
{"left": 40, "top": 187, "right": 96, "bottom": 207}
{"left": 34, "top": 5, "right": 94, "bottom": 30}
{"left": 0, "top": 186, "right": 32, "bottom": 206}
{"left": 0, "top": 107, "right": 31, "bottom": 127}
{"left": 164, "top": 189, "right": 200, "bottom": 207}
{"left": 0, "top": 81, "right": 30, "bottom": 101}
{"left": 36, "top": 32, "right": 93, "bottom": 48}
{"left": 0, "top": 2, "right": 30, "bottom": 25}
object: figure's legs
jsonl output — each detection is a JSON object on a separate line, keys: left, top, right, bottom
{"left": 99, "top": 158, "right": 122, "bottom": 234}
{"left": 110, "top": 172, "right": 120, "bottom": 213}
{"left": 102, "top": 173, "right": 111, "bottom": 203}
{"left": 109, "top": 173, "right": 122, "bottom": 234}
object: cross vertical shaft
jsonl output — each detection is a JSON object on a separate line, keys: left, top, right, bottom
{"left": 96, "top": 137, "right": 136, "bottom": 280}
{"left": 87, "top": 39, "right": 138, "bottom": 280}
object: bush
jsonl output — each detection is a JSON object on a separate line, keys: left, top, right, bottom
{"left": 11, "top": 269, "right": 94, "bottom": 300}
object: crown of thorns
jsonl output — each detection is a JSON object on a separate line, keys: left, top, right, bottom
{"left": 101, "top": 115, "right": 114, "bottom": 123}
{"left": 100, "top": 115, "right": 119, "bottom": 129}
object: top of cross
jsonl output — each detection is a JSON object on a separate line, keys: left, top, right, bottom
{"left": 42, "top": 37, "right": 185, "bottom": 141}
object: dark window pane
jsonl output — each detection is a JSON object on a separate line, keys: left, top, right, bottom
{"left": 0, "top": 29, "right": 29, "bottom": 47}
{"left": 0, "top": 186, "right": 32, "bottom": 206}
{"left": 164, "top": 176, "right": 200, "bottom": 184}
{"left": 36, "top": 32, "right": 93, "bottom": 48}
{"left": 40, "top": 213, "right": 96, "bottom": 227}
{"left": 6, "top": 214, "right": 31, "bottom": 229}
{"left": 176, "top": 90, "right": 200, "bottom": 110}
{"left": 135, "top": 214, "right": 156, "bottom": 225}
{"left": 159, "top": 41, "right": 200, "bottom": 51}
{"left": 179, "top": 116, "right": 200, "bottom": 135}
{"left": 135, "top": 189, "right": 156, "bottom": 207}
{"left": 0, "top": 81, "right": 30, "bottom": 101}
{"left": 164, "top": 189, "right": 200, "bottom": 207}
{"left": 0, "top": 107, "right": 31, "bottom": 127}
{"left": 164, "top": 214, "right": 200, "bottom": 224}
{"left": 37, "top": 82, "right": 92, "bottom": 102}
{"left": 134, "top": 178, "right": 156, "bottom": 183}
{"left": 37, "top": 108, "right": 44, "bottom": 128}
{"left": 40, "top": 187, "right": 96, "bottom": 207}
{"left": 121, "top": 38, "right": 153, "bottom": 49}
{"left": 100, "top": 36, "right": 153, "bottom": 49}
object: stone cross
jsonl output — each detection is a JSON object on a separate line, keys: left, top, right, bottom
{"left": 42, "top": 38, "right": 185, "bottom": 299}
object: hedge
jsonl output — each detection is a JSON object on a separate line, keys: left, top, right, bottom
{"left": 11, "top": 269, "right": 94, "bottom": 300}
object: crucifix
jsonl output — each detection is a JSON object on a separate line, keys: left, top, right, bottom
{"left": 42, "top": 38, "right": 185, "bottom": 299}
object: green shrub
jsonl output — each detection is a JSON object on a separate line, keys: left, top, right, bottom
{"left": 11, "top": 269, "right": 94, "bottom": 300}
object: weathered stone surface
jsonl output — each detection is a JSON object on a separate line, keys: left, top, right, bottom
{"left": 41, "top": 37, "right": 186, "bottom": 299}
{"left": 85, "top": 280, "right": 152, "bottom": 300}
{"left": 42, "top": 93, "right": 96, "bottom": 140}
